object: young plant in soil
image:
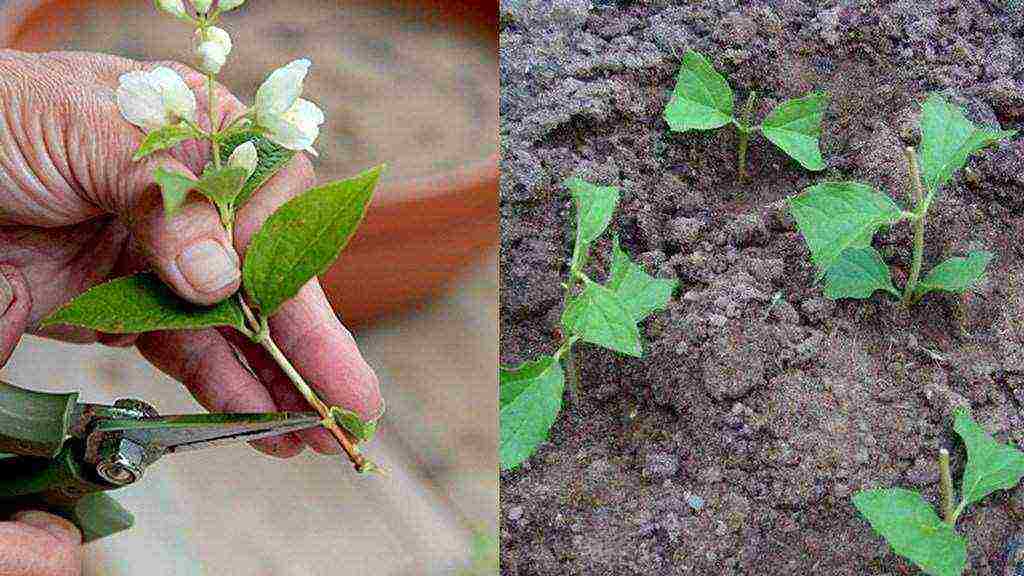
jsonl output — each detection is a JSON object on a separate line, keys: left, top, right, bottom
{"left": 41, "top": 0, "right": 383, "bottom": 472}
{"left": 499, "top": 178, "right": 677, "bottom": 470}
{"left": 787, "top": 93, "right": 1016, "bottom": 304}
{"left": 853, "top": 408, "right": 1024, "bottom": 576}
{"left": 662, "top": 50, "right": 828, "bottom": 180}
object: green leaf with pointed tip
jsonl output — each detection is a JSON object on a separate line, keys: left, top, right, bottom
{"left": 330, "top": 406, "right": 378, "bottom": 443}
{"left": 787, "top": 182, "right": 905, "bottom": 274}
{"left": 219, "top": 131, "right": 297, "bottom": 209}
{"left": 562, "top": 280, "right": 642, "bottom": 357}
{"left": 919, "top": 93, "right": 1017, "bottom": 195}
{"left": 153, "top": 168, "right": 198, "bottom": 216}
{"left": 663, "top": 50, "right": 734, "bottom": 132}
{"left": 500, "top": 357, "right": 565, "bottom": 470}
{"left": 823, "top": 246, "right": 898, "bottom": 300}
{"left": 132, "top": 123, "right": 196, "bottom": 161}
{"left": 565, "top": 178, "right": 620, "bottom": 272}
{"left": 243, "top": 165, "right": 383, "bottom": 317}
{"left": 198, "top": 166, "right": 249, "bottom": 209}
{"left": 853, "top": 488, "right": 967, "bottom": 576}
{"left": 607, "top": 237, "right": 677, "bottom": 321}
{"left": 953, "top": 407, "right": 1024, "bottom": 508}
{"left": 760, "top": 92, "right": 828, "bottom": 171}
{"left": 42, "top": 273, "right": 246, "bottom": 333}
{"left": 913, "top": 251, "right": 994, "bottom": 300}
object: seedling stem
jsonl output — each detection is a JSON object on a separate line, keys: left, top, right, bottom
{"left": 736, "top": 91, "right": 757, "bottom": 181}
{"left": 901, "top": 146, "right": 928, "bottom": 307}
{"left": 938, "top": 448, "right": 956, "bottom": 524}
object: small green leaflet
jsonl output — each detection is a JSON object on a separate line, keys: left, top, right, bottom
{"left": 953, "top": 408, "right": 1024, "bottom": 508}
{"left": 561, "top": 280, "right": 642, "bottom": 357}
{"left": 42, "top": 273, "right": 246, "bottom": 333}
{"left": 663, "top": 50, "right": 734, "bottom": 132}
{"left": 853, "top": 488, "right": 967, "bottom": 576}
{"left": 243, "top": 165, "right": 383, "bottom": 317}
{"left": 154, "top": 168, "right": 198, "bottom": 215}
{"left": 219, "top": 131, "right": 297, "bottom": 209}
{"left": 913, "top": 251, "right": 994, "bottom": 300}
{"left": 760, "top": 92, "right": 828, "bottom": 171}
{"left": 198, "top": 165, "right": 249, "bottom": 209}
{"left": 607, "top": 237, "right": 677, "bottom": 321}
{"left": 500, "top": 357, "right": 565, "bottom": 470}
{"left": 918, "top": 93, "right": 1017, "bottom": 195}
{"left": 132, "top": 123, "right": 196, "bottom": 161}
{"left": 788, "top": 182, "right": 905, "bottom": 273}
{"left": 823, "top": 246, "right": 898, "bottom": 300}
{"left": 565, "top": 178, "right": 619, "bottom": 272}
{"left": 329, "top": 406, "right": 378, "bottom": 443}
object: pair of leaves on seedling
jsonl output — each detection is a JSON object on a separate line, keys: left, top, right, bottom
{"left": 854, "top": 409, "right": 1024, "bottom": 576}
{"left": 43, "top": 134, "right": 384, "bottom": 441}
{"left": 664, "top": 49, "right": 827, "bottom": 173}
{"left": 499, "top": 179, "right": 677, "bottom": 470}
{"left": 788, "top": 94, "right": 1016, "bottom": 301}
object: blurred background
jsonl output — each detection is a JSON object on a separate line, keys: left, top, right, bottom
{"left": 0, "top": 0, "right": 497, "bottom": 573}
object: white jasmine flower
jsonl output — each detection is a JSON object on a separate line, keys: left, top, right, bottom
{"left": 253, "top": 59, "right": 325, "bottom": 154}
{"left": 193, "top": 26, "right": 232, "bottom": 74}
{"left": 227, "top": 141, "right": 258, "bottom": 178}
{"left": 155, "top": 0, "right": 191, "bottom": 21}
{"left": 116, "top": 67, "right": 197, "bottom": 132}
{"left": 218, "top": 0, "right": 246, "bottom": 11}
{"left": 192, "top": 0, "right": 213, "bottom": 15}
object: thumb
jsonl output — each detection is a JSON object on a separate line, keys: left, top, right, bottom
{"left": 114, "top": 154, "right": 242, "bottom": 306}
{"left": 0, "top": 265, "right": 31, "bottom": 368}
{"left": 0, "top": 511, "right": 82, "bottom": 576}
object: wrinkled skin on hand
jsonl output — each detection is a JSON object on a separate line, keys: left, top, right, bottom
{"left": 0, "top": 50, "right": 382, "bottom": 458}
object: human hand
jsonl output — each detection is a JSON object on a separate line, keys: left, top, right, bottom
{"left": 0, "top": 511, "right": 81, "bottom": 576}
{"left": 0, "top": 50, "right": 381, "bottom": 457}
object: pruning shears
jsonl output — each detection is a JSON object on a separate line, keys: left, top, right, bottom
{"left": 0, "top": 379, "right": 322, "bottom": 542}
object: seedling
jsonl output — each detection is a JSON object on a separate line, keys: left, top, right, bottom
{"left": 41, "top": 0, "right": 384, "bottom": 473}
{"left": 854, "top": 408, "right": 1024, "bottom": 576}
{"left": 788, "top": 93, "right": 1016, "bottom": 305}
{"left": 498, "top": 178, "right": 677, "bottom": 470}
{"left": 663, "top": 49, "right": 828, "bottom": 180}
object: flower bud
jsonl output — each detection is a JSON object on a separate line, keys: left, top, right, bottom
{"left": 253, "top": 59, "right": 325, "bottom": 154}
{"left": 154, "top": 0, "right": 191, "bottom": 21}
{"left": 193, "top": 26, "right": 232, "bottom": 75}
{"left": 116, "top": 67, "right": 197, "bottom": 132}
{"left": 218, "top": 0, "right": 246, "bottom": 11}
{"left": 227, "top": 141, "right": 258, "bottom": 178}
{"left": 192, "top": 0, "right": 213, "bottom": 15}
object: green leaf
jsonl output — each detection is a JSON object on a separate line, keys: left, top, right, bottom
{"left": 607, "top": 236, "right": 677, "bottom": 322}
{"left": 787, "top": 181, "right": 905, "bottom": 274}
{"left": 954, "top": 407, "right": 1024, "bottom": 508}
{"left": 329, "top": 406, "right": 379, "bottom": 443}
{"left": 823, "top": 246, "right": 899, "bottom": 300}
{"left": 153, "top": 168, "right": 198, "bottom": 216}
{"left": 760, "top": 92, "right": 828, "bottom": 171}
{"left": 132, "top": 123, "right": 196, "bottom": 161}
{"left": 243, "top": 165, "right": 383, "bottom": 317}
{"left": 565, "top": 178, "right": 619, "bottom": 272}
{"left": 219, "top": 131, "right": 297, "bottom": 209}
{"left": 912, "top": 251, "right": 993, "bottom": 300}
{"left": 919, "top": 93, "right": 1017, "bottom": 195}
{"left": 853, "top": 488, "right": 967, "bottom": 576}
{"left": 663, "top": 50, "right": 734, "bottom": 132}
{"left": 197, "top": 166, "right": 249, "bottom": 208}
{"left": 500, "top": 357, "right": 565, "bottom": 470}
{"left": 41, "top": 272, "right": 246, "bottom": 333}
{"left": 561, "top": 280, "right": 642, "bottom": 357}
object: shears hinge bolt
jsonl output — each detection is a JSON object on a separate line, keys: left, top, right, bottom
{"left": 96, "top": 438, "right": 146, "bottom": 486}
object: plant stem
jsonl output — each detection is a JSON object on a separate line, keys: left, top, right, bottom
{"left": 901, "top": 146, "right": 927, "bottom": 307}
{"left": 939, "top": 448, "right": 956, "bottom": 525}
{"left": 737, "top": 91, "right": 757, "bottom": 181}
{"left": 207, "top": 73, "right": 223, "bottom": 169}
{"left": 560, "top": 283, "right": 582, "bottom": 406}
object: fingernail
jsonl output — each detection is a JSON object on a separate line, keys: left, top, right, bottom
{"left": 177, "top": 239, "right": 240, "bottom": 294}
{"left": 13, "top": 511, "right": 82, "bottom": 544}
{"left": 0, "top": 271, "right": 12, "bottom": 316}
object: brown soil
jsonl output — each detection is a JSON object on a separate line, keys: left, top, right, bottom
{"left": 499, "top": 1, "right": 1024, "bottom": 574}
{"left": 61, "top": 0, "right": 498, "bottom": 182}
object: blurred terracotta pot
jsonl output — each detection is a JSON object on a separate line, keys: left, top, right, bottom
{"left": 0, "top": 0, "right": 498, "bottom": 327}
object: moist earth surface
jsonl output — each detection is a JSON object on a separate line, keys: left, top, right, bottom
{"left": 499, "top": 1, "right": 1024, "bottom": 574}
